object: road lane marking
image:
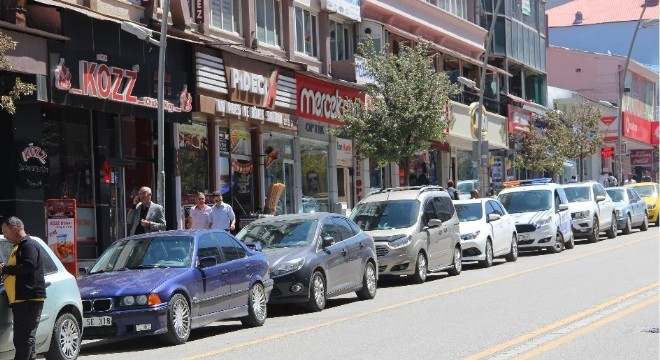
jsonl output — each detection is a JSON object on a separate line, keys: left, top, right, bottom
{"left": 513, "top": 294, "right": 659, "bottom": 360}
{"left": 465, "top": 282, "right": 659, "bottom": 360}
{"left": 184, "top": 234, "right": 657, "bottom": 360}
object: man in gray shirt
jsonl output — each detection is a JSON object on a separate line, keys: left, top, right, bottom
{"left": 210, "top": 191, "right": 235, "bottom": 231}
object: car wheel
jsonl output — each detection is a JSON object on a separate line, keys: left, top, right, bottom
{"left": 640, "top": 214, "right": 649, "bottom": 231}
{"left": 548, "top": 231, "right": 564, "bottom": 254}
{"left": 447, "top": 246, "right": 462, "bottom": 276}
{"left": 588, "top": 218, "right": 599, "bottom": 243}
{"left": 307, "top": 271, "right": 326, "bottom": 312}
{"left": 606, "top": 213, "right": 617, "bottom": 239}
{"left": 356, "top": 261, "right": 377, "bottom": 300}
{"left": 622, "top": 215, "right": 632, "bottom": 235}
{"left": 44, "top": 312, "right": 80, "bottom": 360}
{"left": 479, "top": 240, "right": 494, "bottom": 268}
{"left": 410, "top": 252, "right": 428, "bottom": 284}
{"left": 241, "top": 282, "right": 267, "bottom": 327}
{"left": 504, "top": 234, "right": 518, "bottom": 262}
{"left": 160, "top": 293, "right": 191, "bottom": 345}
{"left": 565, "top": 233, "right": 575, "bottom": 250}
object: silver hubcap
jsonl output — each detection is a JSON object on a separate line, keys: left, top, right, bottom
{"left": 512, "top": 237, "right": 518, "bottom": 256}
{"left": 172, "top": 297, "right": 190, "bottom": 339}
{"left": 486, "top": 242, "right": 493, "bottom": 265}
{"left": 417, "top": 253, "right": 427, "bottom": 280}
{"left": 366, "top": 264, "right": 376, "bottom": 295}
{"left": 313, "top": 275, "right": 325, "bottom": 307}
{"left": 58, "top": 318, "right": 79, "bottom": 359}
{"left": 251, "top": 284, "right": 267, "bottom": 321}
{"left": 454, "top": 248, "right": 462, "bottom": 272}
{"left": 612, "top": 216, "right": 617, "bottom": 233}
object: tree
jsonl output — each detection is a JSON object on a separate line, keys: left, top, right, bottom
{"left": 334, "top": 38, "right": 459, "bottom": 185}
{"left": 0, "top": 32, "right": 36, "bottom": 114}
{"left": 511, "top": 118, "right": 567, "bottom": 175}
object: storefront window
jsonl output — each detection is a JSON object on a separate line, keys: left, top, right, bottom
{"left": 301, "top": 140, "right": 328, "bottom": 212}
{"left": 41, "top": 107, "right": 93, "bottom": 203}
{"left": 263, "top": 135, "right": 294, "bottom": 214}
{"left": 457, "top": 149, "right": 478, "bottom": 182}
{"left": 230, "top": 125, "right": 255, "bottom": 215}
{"left": 178, "top": 123, "right": 209, "bottom": 204}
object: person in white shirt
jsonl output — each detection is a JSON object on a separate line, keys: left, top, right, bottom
{"left": 187, "top": 192, "right": 212, "bottom": 229}
{"left": 210, "top": 191, "right": 236, "bottom": 231}
{"left": 624, "top": 173, "right": 637, "bottom": 185}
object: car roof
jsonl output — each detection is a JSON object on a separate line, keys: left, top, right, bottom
{"left": 454, "top": 199, "right": 486, "bottom": 204}
{"left": 247, "top": 212, "right": 337, "bottom": 225}
{"left": 361, "top": 186, "right": 447, "bottom": 202}
{"left": 499, "top": 184, "right": 558, "bottom": 194}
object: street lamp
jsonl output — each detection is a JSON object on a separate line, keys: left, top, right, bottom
{"left": 616, "top": 4, "right": 657, "bottom": 183}
{"left": 121, "top": 0, "right": 171, "bottom": 211}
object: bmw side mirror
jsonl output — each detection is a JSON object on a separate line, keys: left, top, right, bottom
{"left": 322, "top": 236, "right": 335, "bottom": 248}
{"left": 198, "top": 256, "right": 218, "bottom": 268}
{"left": 246, "top": 242, "right": 263, "bottom": 252}
{"left": 596, "top": 195, "right": 606, "bottom": 202}
{"left": 558, "top": 204, "right": 569, "bottom": 212}
{"left": 487, "top": 213, "right": 501, "bottom": 222}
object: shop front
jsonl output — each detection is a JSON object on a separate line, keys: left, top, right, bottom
{"left": 192, "top": 48, "right": 297, "bottom": 229}
{"left": 0, "top": 12, "right": 192, "bottom": 263}
{"left": 295, "top": 74, "right": 363, "bottom": 213}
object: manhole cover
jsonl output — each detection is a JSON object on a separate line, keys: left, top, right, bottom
{"left": 641, "top": 327, "right": 659, "bottom": 334}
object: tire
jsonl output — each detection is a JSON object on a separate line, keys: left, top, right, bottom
{"left": 622, "top": 215, "right": 632, "bottom": 235}
{"left": 159, "top": 293, "right": 191, "bottom": 346}
{"left": 241, "top": 282, "right": 267, "bottom": 327}
{"left": 44, "top": 312, "right": 81, "bottom": 360}
{"left": 356, "top": 261, "right": 377, "bottom": 300}
{"left": 588, "top": 218, "right": 599, "bottom": 243}
{"left": 307, "top": 271, "right": 326, "bottom": 312}
{"left": 565, "top": 233, "right": 575, "bottom": 250}
{"left": 479, "top": 240, "right": 494, "bottom": 268}
{"left": 606, "top": 213, "right": 617, "bottom": 239}
{"left": 640, "top": 214, "right": 649, "bottom": 231}
{"left": 447, "top": 246, "right": 462, "bottom": 276}
{"left": 548, "top": 231, "right": 564, "bottom": 254}
{"left": 410, "top": 252, "right": 428, "bottom": 284}
{"left": 504, "top": 234, "right": 518, "bottom": 262}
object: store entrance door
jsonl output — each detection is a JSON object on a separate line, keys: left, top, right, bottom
{"left": 283, "top": 160, "right": 295, "bottom": 214}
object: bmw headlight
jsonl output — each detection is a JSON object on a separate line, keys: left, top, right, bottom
{"left": 535, "top": 217, "right": 552, "bottom": 229}
{"left": 271, "top": 258, "right": 305, "bottom": 277}
{"left": 120, "top": 296, "right": 135, "bottom": 306}
{"left": 573, "top": 210, "right": 590, "bottom": 219}
{"left": 648, "top": 204, "right": 656, "bottom": 210}
{"left": 120, "top": 294, "right": 161, "bottom": 307}
{"left": 461, "top": 230, "right": 481, "bottom": 241}
{"left": 387, "top": 235, "right": 412, "bottom": 250}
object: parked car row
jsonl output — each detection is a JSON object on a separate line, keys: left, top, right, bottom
{"left": 1, "top": 182, "right": 656, "bottom": 358}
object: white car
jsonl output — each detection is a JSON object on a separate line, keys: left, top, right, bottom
{"left": 497, "top": 179, "right": 574, "bottom": 253}
{"left": 454, "top": 199, "right": 518, "bottom": 267}
{"left": 0, "top": 236, "right": 83, "bottom": 360}
{"left": 562, "top": 182, "right": 617, "bottom": 242}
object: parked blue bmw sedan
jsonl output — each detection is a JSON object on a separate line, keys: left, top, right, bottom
{"left": 77, "top": 229, "right": 273, "bottom": 345}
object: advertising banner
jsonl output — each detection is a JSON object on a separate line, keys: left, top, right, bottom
{"left": 296, "top": 74, "right": 363, "bottom": 124}
{"left": 336, "top": 138, "right": 353, "bottom": 167}
{"left": 623, "top": 112, "right": 651, "bottom": 144}
{"left": 46, "top": 199, "right": 77, "bottom": 277}
{"left": 507, "top": 105, "right": 531, "bottom": 134}
{"left": 630, "top": 149, "right": 653, "bottom": 165}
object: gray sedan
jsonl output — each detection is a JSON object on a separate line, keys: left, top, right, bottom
{"left": 606, "top": 187, "right": 649, "bottom": 234}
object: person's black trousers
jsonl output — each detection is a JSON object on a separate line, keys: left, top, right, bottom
{"left": 12, "top": 301, "right": 44, "bottom": 360}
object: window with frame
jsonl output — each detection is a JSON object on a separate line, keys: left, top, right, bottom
{"left": 330, "top": 19, "right": 352, "bottom": 61}
{"left": 435, "top": 0, "right": 467, "bottom": 19}
{"left": 255, "top": 0, "right": 281, "bottom": 46}
{"left": 295, "top": 7, "right": 318, "bottom": 57}
{"left": 210, "top": 0, "right": 241, "bottom": 33}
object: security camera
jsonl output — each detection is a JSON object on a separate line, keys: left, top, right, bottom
{"left": 121, "top": 22, "right": 153, "bottom": 41}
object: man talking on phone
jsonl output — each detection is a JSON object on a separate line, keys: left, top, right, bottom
{"left": 127, "top": 186, "right": 166, "bottom": 235}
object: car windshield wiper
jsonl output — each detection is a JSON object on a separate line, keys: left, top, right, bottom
{"left": 128, "top": 264, "right": 169, "bottom": 269}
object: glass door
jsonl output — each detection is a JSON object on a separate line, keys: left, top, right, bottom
{"left": 284, "top": 161, "right": 295, "bottom": 214}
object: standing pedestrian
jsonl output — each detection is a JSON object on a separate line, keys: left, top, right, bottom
{"left": 446, "top": 180, "right": 459, "bottom": 200}
{"left": 607, "top": 172, "right": 618, "bottom": 187}
{"left": 568, "top": 175, "right": 577, "bottom": 183}
{"left": 210, "top": 191, "right": 236, "bottom": 232}
{"left": 624, "top": 173, "right": 637, "bottom": 185}
{"left": 127, "top": 186, "right": 166, "bottom": 235}
{"left": 470, "top": 189, "right": 480, "bottom": 199}
{"left": 641, "top": 170, "right": 652, "bottom": 182}
{"left": 187, "top": 192, "right": 212, "bottom": 229}
{"left": 0, "top": 216, "right": 46, "bottom": 360}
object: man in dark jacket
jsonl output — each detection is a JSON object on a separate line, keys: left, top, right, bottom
{"left": 446, "top": 180, "right": 460, "bottom": 200}
{"left": 0, "top": 216, "right": 46, "bottom": 360}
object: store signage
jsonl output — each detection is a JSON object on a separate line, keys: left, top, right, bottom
{"left": 226, "top": 67, "right": 278, "bottom": 108}
{"left": 507, "top": 105, "right": 531, "bottom": 134}
{"left": 652, "top": 121, "right": 660, "bottom": 145}
{"left": 46, "top": 198, "right": 77, "bottom": 276}
{"left": 14, "top": 142, "right": 50, "bottom": 189}
{"left": 354, "top": 56, "right": 374, "bottom": 85}
{"left": 296, "top": 74, "right": 363, "bottom": 124}
{"left": 599, "top": 115, "right": 619, "bottom": 142}
{"left": 623, "top": 112, "right": 651, "bottom": 144}
{"left": 215, "top": 99, "right": 294, "bottom": 128}
{"left": 600, "top": 147, "right": 614, "bottom": 158}
{"left": 194, "top": 0, "right": 204, "bottom": 22}
{"left": 354, "top": 147, "right": 364, "bottom": 202}
{"left": 630, "top": 149, "right": 653, "bottom": 165}
{"left": 337, "top": 138, "right": 353, "bottom": 167}
{"left": 53, "top": 58, "right": 192, "bottom": 113}
{"left": 321, "top": 0, "right": 361, "bottom": 21}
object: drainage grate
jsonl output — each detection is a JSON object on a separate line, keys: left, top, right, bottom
{"left": 641, "top": 327, "right": 659, "bottom": 334}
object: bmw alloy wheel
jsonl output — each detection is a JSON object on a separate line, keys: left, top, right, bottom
{"left": 251, "top": 283, "right": 267, "bottom": 322}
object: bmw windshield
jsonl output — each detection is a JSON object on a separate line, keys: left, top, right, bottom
{"left": 498, "top": 190, "right": 553, "bottom": 214}
{"left": 237, "top": 219, "right": 318, "bottom": 248}
{"left": 350, "top": 200, "right": 420, "bottom": 230}
{"left": 89, "top": 236, "right": 194, "bottom": 273}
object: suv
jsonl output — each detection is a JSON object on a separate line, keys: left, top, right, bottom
{"left": 349, "top": 186, "right": 461, "bottom": 284}
{"left": 562, "top": 182, "right": 617, "bottom": 242}
{"left": 497, "top": 179, "right": 573, "bottom": 253}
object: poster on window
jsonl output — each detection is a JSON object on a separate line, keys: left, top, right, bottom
{"left": 230, "top": 126, "right": 252, "bottom": 156}
{"left": 179, "top": 123, "right": 208, "bottom": 150}
{"left": 522, "top": 0, "right": 531, "bottom": 15}
{"left": 218, "top": 127, "right": 230, "bottom": 153}
{"left": 46, "top": 198, "right": 77, "bottom": 277}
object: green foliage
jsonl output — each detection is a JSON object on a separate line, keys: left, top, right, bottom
{"left": 333, "top": 38, "right": 459, "bottom": 169}
{"left": 0, "top": 32, "right": 36, "bottom": 114}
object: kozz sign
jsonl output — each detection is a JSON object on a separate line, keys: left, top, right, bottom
{"left": 295, "top": 74, "right": 363, "bottom": 124}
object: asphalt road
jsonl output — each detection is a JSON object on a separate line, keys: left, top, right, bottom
{"left": 78, "top": 227, "right": 659, "bottom": 360}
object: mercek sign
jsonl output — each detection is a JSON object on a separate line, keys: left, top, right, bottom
{"left": 295, "top": 74, "right": 363, "bottom": 124}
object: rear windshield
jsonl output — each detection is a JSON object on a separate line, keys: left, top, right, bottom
{"left": 351, "top": 200, "right": 420, "bottom": 230}
{"left": 455, "top": 203, "right": 483, "bottom": 222}
{"left": 498, "top": 190, "right": 552, "bottom": 213}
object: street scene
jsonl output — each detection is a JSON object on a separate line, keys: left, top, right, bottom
{"left": 0, "top": 0, "right": 659, "bottom": 359}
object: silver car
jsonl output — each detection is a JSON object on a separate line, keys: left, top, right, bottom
{"left": 0, "top": 236, "right": 83, "bottom": 360}
{"left": 350, "top": 186, "right": 462, "bottom": 284}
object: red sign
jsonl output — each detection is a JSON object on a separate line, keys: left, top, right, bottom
{"left": 623, "top": 112, "right": 652, "bottom": 144}
{"left": 295, "top": 74, "right": 363, "bottom": 124}
{"left": 630, "top": 149, "right": 654, "bottom": 165}
{"left": 652, "top": 121, "right": 660, "bottom": 146}
{"left": 46, "top": 199, "right": 78, "bottom": 277}
{"left": 600, "top": 116, "right": 616, "bottom": 126}
{"left": 508, "top": 105, "right": 532, "bottom": 133}
{"left": 601, "top": 147, "right": 615, "bottom": 158}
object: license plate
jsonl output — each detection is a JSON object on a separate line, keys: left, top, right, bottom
{"left": 85, "top": 316, "right": 112, "bottom": 327}
{"left": 518, "top": 234, "right": 530, "bottom": 240}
